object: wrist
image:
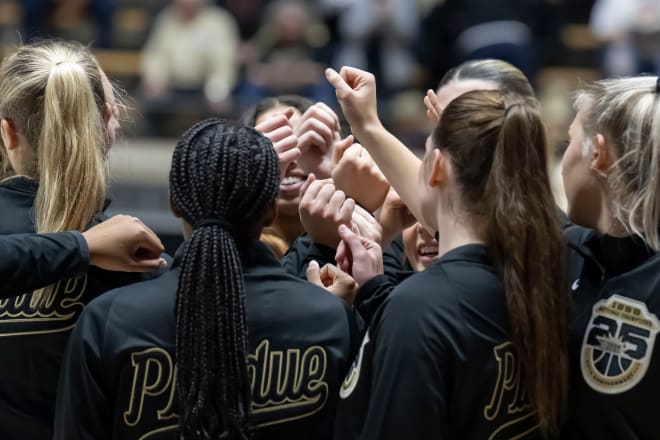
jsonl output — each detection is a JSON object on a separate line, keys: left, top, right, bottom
{"left": 353, "top": 118, "right": 384, "bottom": 142}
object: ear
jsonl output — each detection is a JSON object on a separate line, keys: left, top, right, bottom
{"left": 590, "top": 133, "right": 613, "bottom": 174}
{"left": 1, "top": 119, "right": 19, "bottom": 151}
{"left": 103, "top": 102, "right": 113, "bottom": 126}
{"left": 426, "top": 149, "right": 449, "bottom": 188}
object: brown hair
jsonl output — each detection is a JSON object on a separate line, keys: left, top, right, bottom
{"left": 433, "top": 89, "right": 568, "bottom": 434}
{"left": 438, "top": 59, "right": 536, "bottom": 101}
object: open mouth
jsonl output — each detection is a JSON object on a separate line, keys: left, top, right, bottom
{"left": 417, "top": 244, "right": 439, "bottom": 264}
{"left": 279, "top": 174, "right": 306, "bottom": 199}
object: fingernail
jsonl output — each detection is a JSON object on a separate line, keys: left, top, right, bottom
{"left": 339, "top": 224, "right": 348, "bottom": 232}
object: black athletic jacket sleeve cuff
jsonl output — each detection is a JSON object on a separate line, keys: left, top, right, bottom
{"left": 355, "top": 274, "right": 393, "bottom": 325}
{"left": 0, "top": 231, "right": 89, "bottom": 297}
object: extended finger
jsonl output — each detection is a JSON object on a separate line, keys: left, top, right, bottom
{"left": 297, "top": 131, "right": 327, "bottom": 154}
{"left": 306, "top": 260, "right": 324, "bottom": 287}
{"left": 298, "top": 117, "right": 334, "bottom": 151}
{"left": 299, "top": 174, "right": 316, "bottom": 196}
{"left": 333, "top": 134, "right": 354, "bottom": 163}
{"left": 267, "top": 125, "right": 295, "bottom": 143}
{"left": 325, "top": 68, "right": 353, "bottom": 98}
{"left": 316, "top": 182, "right": 337, "bottom": 204}
{"left": 338, "top": 198, "right": 356, "bottom": 224}
{"left": 255, "top": 113, "right": 290, "bottom": 134}
{"left": 327, "top": 189, "right": 347, "bottom": 214}
{"left": 301, "top": 176, "right": 325, "bottom": 200}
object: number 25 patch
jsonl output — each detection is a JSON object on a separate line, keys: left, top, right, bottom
{"left": 581, "top": 295, "right": 660, "bottom": 394}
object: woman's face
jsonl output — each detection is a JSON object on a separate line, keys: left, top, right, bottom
{"left": 402, "top": 222, "right": 439, "bottom": 271}
{"left": 561, "top": 112, "right": 601, "bottom": 228}
{"left": 256, "top": 105, "right": 306, "bottom": 216}
{"left": 417, "top": 136, "right": 441, "bottom": 231}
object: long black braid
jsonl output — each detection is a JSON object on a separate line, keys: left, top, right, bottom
{"left": 169, "top": 118, "right": 280, "bottom": 439}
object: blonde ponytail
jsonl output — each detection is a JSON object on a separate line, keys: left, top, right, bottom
{"left": 35, "top": 59, "right": 107, "bottom": 233}
{"left": 0, "top": 41, "right": 108, "bottom": 233}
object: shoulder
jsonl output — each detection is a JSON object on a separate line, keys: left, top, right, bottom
{"left": 82, "top": 270, "right": 177, "bottom": 339}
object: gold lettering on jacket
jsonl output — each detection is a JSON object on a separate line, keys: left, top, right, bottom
{"left": 0, "top": 275, "right": 87, "bottom": 336}
{"left": 123, "top": 340, "right": 329, "bottom": 435}
{"left": 484, "top": 342, "right": 539, "bottom": 439}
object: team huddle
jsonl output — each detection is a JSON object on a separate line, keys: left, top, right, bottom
{"left": 1, "top": 40, "right": 659, "bottom": 440}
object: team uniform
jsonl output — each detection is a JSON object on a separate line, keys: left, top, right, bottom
{"left": 335, "top": 243, "right": 542, "bottom": 440}
{"left": 0, "top": 176, "right": 146, "bottom": 439}
{"left": 54, "top": 239, "right": 359, "bottom": 440}
{"left": 563, "top": 226, "right": 660, "bottom": 439}
{"left": 0, "top": 231, "right": 89, "bottom": 294}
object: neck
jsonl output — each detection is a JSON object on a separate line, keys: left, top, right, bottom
{"left": 435, "top": 210, "right": 484, "bottom": 258}
{"left": 596, "top": 191, "right": 629, "bottom": 238}
{"left": 272, "top": 213, "right": 305, "bottom": 246}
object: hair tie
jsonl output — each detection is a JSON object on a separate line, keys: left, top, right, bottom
{"left": 504, "top": 102, "right": 525, "bottom": 117}
{"left": 193, "top": 217, "right": 233, "bottom": 232}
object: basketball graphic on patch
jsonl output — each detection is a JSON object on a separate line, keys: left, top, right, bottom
{"left": 581, "top": 295, "right": 660, "bottom": 394}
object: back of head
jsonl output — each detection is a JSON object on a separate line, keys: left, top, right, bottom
{"left": 0, "top": 40, "right": 107, "bottom": 233}
{"left": 575, "top": 77, "right": 660, "bottom": 250}
{"left": 434, "top": 89, "right": 568, "bottom": 434}
{"left": 439, "top": 59, "right": 536, "bottom": 101}
{"left": 169, "top": 118, "right": 280, "bottom": 439}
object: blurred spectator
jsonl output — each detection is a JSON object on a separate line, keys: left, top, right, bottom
{"left": 23, "top": 0, "right": 114, "bottom": 47}
{"left": 217, "top": 0, "right": 271, "bottom": 39}
{"left": 140, "top": 0, "right": 239, "bottom": 134}
{"left": 238, "top": 0, "right": 333, "bottom": 108}
{"left": 434, "top": 0, "right": 562, "bottom": 82}
{"left": 333, "top": 0, "right": 419, "bottom": 96}
{"left": 590, "top": 0, "right": 660, "bottom": 76}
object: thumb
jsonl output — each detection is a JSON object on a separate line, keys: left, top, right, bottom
{"left": 338, "top": 224, "right": 364, "bottom": 255}
{"left": 306, "top": 260, "right": 323, "bottom": 286}
{"left": 127, "top": 257, "right": 168, "bottom": 273}
{"left": 325, "top": 68, "right": 352, "bottom": 97}
{"left": 334, "top": 134, "right": 354, "bottom": 163}
{"left": 300, "top": 173, "right": 316, "bottom": 197}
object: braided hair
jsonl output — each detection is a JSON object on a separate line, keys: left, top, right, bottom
{"left": 169, "top": 118, "right": 280, "bottom": 439}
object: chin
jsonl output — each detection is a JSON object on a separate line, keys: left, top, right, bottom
{"left": 277, "top": 198, "right": 300, "bottom": 217}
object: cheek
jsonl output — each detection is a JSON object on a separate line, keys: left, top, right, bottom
{"left": 402, "top": 226, "right": 421, "bottom": 270}
{"left": 561, "top": 143, "right": 600, "bottom": 226}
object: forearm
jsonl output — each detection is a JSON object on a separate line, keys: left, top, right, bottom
{"left": 0, "top": 231, "right": 89, "bottom": 296}
{"left": 355, "top": 123, "right": 425, "bottom": 228}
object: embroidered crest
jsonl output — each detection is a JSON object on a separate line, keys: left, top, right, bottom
{"left": 581, "top": 295, "right": 660, "bottom": 394}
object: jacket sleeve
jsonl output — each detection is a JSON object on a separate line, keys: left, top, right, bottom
{"left": 0, "top": 231, "right": 89, "bottom": 297}
{"left": 53, "top": 299, "right": 113, "bottom": 440}
{"left": 360, "top": 290, "right": 451, "bottom": 439}
{"left": 281, "top": 235, "right": 337, "bottom": 279}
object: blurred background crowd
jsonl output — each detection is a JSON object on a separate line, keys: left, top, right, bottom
{"left": 0, "top": 0, "right": 657, "bottom": 250}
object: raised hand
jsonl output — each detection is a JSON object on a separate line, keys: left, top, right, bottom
{"left": 299, "top": 176, "right": 355, "bottom": 248}
{"left": 254, "top": 108, "right": 301, "bottom": 179}
{"left": 332, "top": 143, "right": 390, "bottom": 213}
{"left": 335, "top": 224, "right": 383, "bottom": 286}
{"left": 325, "top": 67, "right": 381, "bottom": 134}
{"left": 424, "top": 88, "right": 442, "bottom": 125}
{"left": 295, "top": 102, "right": 342, "bottom": 179}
